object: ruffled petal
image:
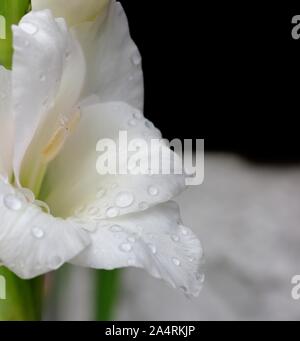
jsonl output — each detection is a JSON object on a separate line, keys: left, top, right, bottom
{"left": 32, "top": 0, "right": 109, "bottom": 27}
{"left": 75, "top": 1, "right": 144, "bottom": 110}
{"left": 40, "top": 102, "right": 185, "bottom": 219}
{"left": 0, "top": 67, "right": 13, "bottom": 180}
{"left": 0, "top": 180, "right": 90, "bottom": 279}
{"left": 12, "top": 10, "right": 85, "bottom": 185}
{"left": 71, "top": 202, "right": 204, "bottom": 296}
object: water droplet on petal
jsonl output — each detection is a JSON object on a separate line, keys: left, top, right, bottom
{"left": 3, "top": 194, "right": 25, "bottom": 211}
{"left": 196, "top": 272, "right": 205, "bottom": 283}
{"left": 87, "top": 206, "right": 100, "bottom": 216}
{"left": 131, "top": 53, "right": 141, "bottom": 66}
{"left": 128, "top": 118, "right": 137, "bottom": 127}
{"left": 96, "top": 188, "right": 106, "bottom": 199}
{"left": 110, "top": 225, "right": 123, "bottom": 232}
{"left": 180, "top": 286, "right": 188, "bottom": 294}
{"left": 20, "top": 22, "right": 38, "bottom": 35}
{"left": 31, "top": 227, "right": 45, "bottom": 239}
{"left": 145, "top": 120, "right": 154, "bottom": 129}
{"left": 138, "top": 202, "right": 149, "bottom": 211}
{"left": 172, "top": 257, "right": 181, "bottom": 266}
{"left": 148, "top": 185, "right": 159, "bottom": 196}
{"left": 24, "top": 40, "right": 30, "bottom": 47}
{"left": 19, "top": 188, "right": 35, "bottom": 203}
{"left": 83, "top": 223, "right": 97, "bottom": 233}
{"left": 171, "top": 234, "right": 180, "bottom": 242}
{"left": 115, "top": 191, "right": 134, "bottom": 208}
{"left": 119, "top": 243, "right": 132, "bottom": 252}
{"left": 179, "top": 225, "right": 189, "bottom": 236}
{"left": 106, "top": 207, "right": 119, "bottom": 218}
{"left": 35, "top": 200, "right": 50, "bottom": 214}
{"left": 49, "top": 256, "right": 63, "bottom": 270}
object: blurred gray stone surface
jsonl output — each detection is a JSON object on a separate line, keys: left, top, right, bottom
{"left": 52, "top": 154, "right": 300, "bottom": 320}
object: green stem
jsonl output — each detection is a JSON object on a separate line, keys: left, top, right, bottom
{"left": 0, "top": 267, "right": 43, "bottom": 321}
{"left": 0, "top": 0, "right": 31, "bottom": 69}
{"left": 95, "top": 270, "right": 120, "bottom": 321}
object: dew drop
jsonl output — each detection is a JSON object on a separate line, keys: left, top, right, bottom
{"left": 87, "top": 206, "right": 100, "bottom": 216}
{"left": 179, "top": 225, "right": 189, "bottom": 236}
{"left": 131, "top": 53, "right": 141, "bottom": 66}
{"left": 171, "top": 234, "right": 180, "bottom": 242}
{"left": 196, "top": 272, "right": 205, "bottom": 283}
{"left": 110, "top": 224, "right": 123, "bottom": 232}
{"left": 31, "top": 227, "right": 45, "bottom": 239}
{"left": 19, "top": 188, "right": 35, "bottom": 203}
{"left": 115, "top": 191, "right": 134, "bottom": 208}
{"left": 119, "top": 243, "right": 132, "bottom": 252}
{"left": 3, "top": 194, "right": 25, "bottom": 211}
{"left": 180, "top": 286, "right": 188, "bottom": 294}
{"left": 24, "top": 40, "right": 30, "bottom": 47}
{"left": 83, "top": 223, "right": 97, "bottom": 233}
{"left": 106, "top": 207, "right": 119, "bottom": 218}
{"left": 145, "top": 120, "right": 154, "bottom": 129}
{"left": 128, "top": 118, "right": 137, "bottom": 127}
{"left": 172, "top": 257, "right": 181, "bottom": 266}
{"left": 20, "top": 22, "right": 38, "bottom": 35}
{"left": 148, "top": 185, "right": 159, "bottom": 196}
{"left": 96, "top": 188, "right": 106, "bottom": 199}
{"left": 49, "top": 255, "right": 63, "bottom": 270}
{"left": 35, "top": 200, "right": 50, "bottom": 214}
{"left": 138, "top": 202, "right": 149, "bottom": 211}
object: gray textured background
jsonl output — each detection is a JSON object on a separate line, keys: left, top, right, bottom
{"left": 47, "top": 154, "right": 300, "bottom": 321}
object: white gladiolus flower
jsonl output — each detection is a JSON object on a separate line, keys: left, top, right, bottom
{"left": 0, "top": 0, "right": 204, "bottom": 296}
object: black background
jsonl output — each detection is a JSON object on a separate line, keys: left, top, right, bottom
{"left": 120, "top": 1, "right": 300, "bottom": 162}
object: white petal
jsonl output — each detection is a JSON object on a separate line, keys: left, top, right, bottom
{"left": 0, "top": 180, "right": 90, "bottom": 279}
{"left": 12, "top": 10, "right": 85, "bottom": 185}
{"left": 0, "top": 67, "right": 13, "bottom": 180}
{"left": 75, "top": 1, "right": 144, "bottom": 110}
{"left": 40, "top": 102, "right": 185, "bottom": 219}
{"left": 32, "top": 0, "right": 109, "bottom": 27}
{"left": 71, "top": 202, "right": 204, "bottom": 296}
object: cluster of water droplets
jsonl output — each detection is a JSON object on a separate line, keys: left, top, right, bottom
{"left": 73, "top": 180, "right": 162, "bottom": 224}
{"left": 1, "top": 185, "right": 67, "bottom": 272}
{"left": 2, "top": 187, "right": 51, "bottom": 238}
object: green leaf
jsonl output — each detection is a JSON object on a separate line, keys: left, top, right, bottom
{"left": 0, "top": 0, "right": 31, "bottom": 69}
